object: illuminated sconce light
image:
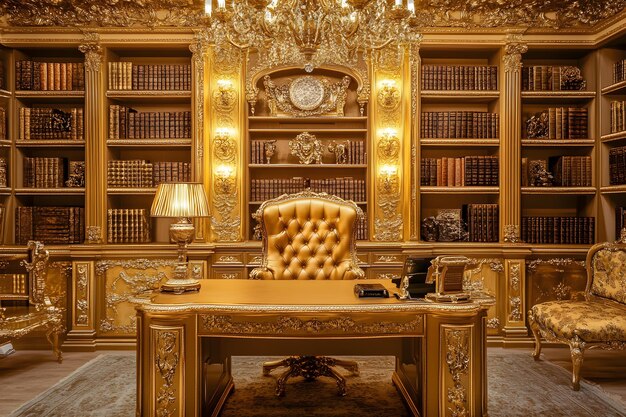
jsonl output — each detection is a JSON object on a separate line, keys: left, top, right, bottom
{"left": 377, "top": 79, "right": 400, "bottom": 110}
{"left": 214, "top": 78, "right": 237, "bottom": 111}
{"left": 215, "top": 164, "right": 236, "bottom": 194}
{"left": 379, "top": 164, "right": 398, "bottom": 193}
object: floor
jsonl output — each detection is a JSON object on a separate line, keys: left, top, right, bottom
{"left": 1, "top": 347, "right": 626, "bottom": 416}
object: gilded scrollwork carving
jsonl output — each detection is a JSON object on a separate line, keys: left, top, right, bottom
{"left": 75, "top": 263, "right": 89, "bottom": 326}
{"left": 509, "top": 296, "right": 522, "bottom": 322}
{"left": 86, "top": 226, "right": 102, "bottom": 244}
{"left": 200, "top": 314, "right": 423, "bottom": 335}
{"left": 155, "top": 330, "right": 180, "bottom": 417}
{"left": 504, "top": 224, "right": 521, "bottom": 243}
{"left": 445, "top": 328, "right": 470, "bottom": 417}
{"left": 486, "top": 317, "right": 501, "bottom": 329}
{"left": 78, "top": 32, "right": 102, "bottom": 73}
{"left": 526, "top": 258, "right": 586, "bottom": 272}
{"left": 503, "top": 38, "right": 528, "bottom": 74}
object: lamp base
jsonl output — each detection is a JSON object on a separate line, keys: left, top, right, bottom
{"left": 160, "top": 278, "right": 201, "bottom": 294}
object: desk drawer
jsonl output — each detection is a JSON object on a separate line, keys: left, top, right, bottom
{"left": 371, "top": 253, "right": 404, "bottom": 266}
{"left": 213, "top": 253, "right": 244, "bottom": 266}
{"left": 198, "top": 313, "right": 424, "bottom": 337}
{"left": 211, "top": 268, "right": 245, "bottom": 280}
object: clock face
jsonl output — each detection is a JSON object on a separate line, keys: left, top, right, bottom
{"left": 289, "top": 76, "right": 325, "bottom": 111}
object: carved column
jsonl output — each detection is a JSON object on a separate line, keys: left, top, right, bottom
{"left": 190, "top": 30, "right": 210, "bottom": 241}
{"left": 65, "top": 261, "right": 97, "bottom": 349}
{"left": 372, "top": 46, "right": 405, "bottom": 241}
{"left": 79, "top": 34, "right": 105, "bottom": 244}
{"left": 503, "top": 259, "right": 527, "bottom": 336}
{"left": 409, "top": 41, "right": 422, "bottom": 240}
{"left": 501, "top": 35, "right": 527, "bottom": 244}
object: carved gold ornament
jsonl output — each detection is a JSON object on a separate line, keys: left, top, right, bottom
{"left": 445, "top": 328, "right": 470, "bottom": 417}
{"left": 264, "top": 75, "right": 351, "bottom": 117}
{"left": 289, "top": 132, "right": 323, "bottom": 165}
{"left": 377, "top": 80, "right": 401, "bottom": 110}
{"left": 213, "top": 80, "right": 237, "bottom": 112}
{"left": 155, "top": 330, "right": 180, "bottom": 417}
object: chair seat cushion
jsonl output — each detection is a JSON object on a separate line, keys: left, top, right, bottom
{"left": 531, "top": 299, "right": 626, "bottom": 342}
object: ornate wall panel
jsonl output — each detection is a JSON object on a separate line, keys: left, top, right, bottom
{"left": 151, "top": 326, "right": 184, "bottom": 417}
{"left": 96, "top": 259, "right": 204, "bottom": 336}
{"left": 466, "top": 259, "right": 503, "bottom": 335}
{"left": 526, "top": 258, "right": 587, "bottom": 310}
{"left": 46, "top": 261, "right": 71, "bottom": 329}
{"left": 441, "top": 325, "right": 472, "bottom": 417}
{"left": 207, "top": 45, "right": 243, "bottom": 242}
{"left": 372, "top": 46, "right": 406, "bottom": 242}
{"left": 504, "top": 259, "right": 526, "bottom": 336}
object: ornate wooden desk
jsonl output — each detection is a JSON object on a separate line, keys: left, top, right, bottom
{"left": 136, "top": 279, "right": 492, "bottom": 417}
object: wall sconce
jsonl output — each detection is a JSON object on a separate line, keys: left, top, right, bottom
{"left": 213, "top": 78, "right": 237, "bottom": 111}
{"left": 379, "top": 164, "right": 398, "bottom": 193}
{"left": 377, "top": 79, "right": 401, "bottom": 110}
{"left": 215, "top": 164, "right": 236, "bottom": 194}
{"left": 214, "top": 128, "right": 236, "bottom": 163}
{"left": 377, "top": 128, "right": 400, "bottom": 162}
{"left": 205, "top": 0, "right": 231, "bottom": 20}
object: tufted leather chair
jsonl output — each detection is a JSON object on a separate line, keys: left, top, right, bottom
{"left": 250, "top": 190, "right": 364, "bottom": 281}
{"left": 250, "top": 190, "right": 364, "bottom": 396}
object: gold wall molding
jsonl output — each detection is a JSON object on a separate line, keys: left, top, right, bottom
{"left": 74, "top": 262, "right": 90, "bottom": 326}
{"left": 200, "top": 314, "right": 424, "bottom": 336}
{"left": 409, "top": 41, "right": 422, "bottom": 241}
{"left": 443, "top": 327, "right": 471, "bottom": 417}
{"left": 526, "top": 258, "right": 586, "bottom": 272}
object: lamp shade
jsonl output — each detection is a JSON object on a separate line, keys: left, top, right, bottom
{"left": 151, "top": 182, "right": 210, "bottom": 218}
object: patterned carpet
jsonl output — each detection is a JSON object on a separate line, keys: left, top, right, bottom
{"left": 8, "top": 350, "right": 626, "bottom": 417}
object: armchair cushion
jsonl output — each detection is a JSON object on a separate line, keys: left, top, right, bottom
{"left": 590, "top": 249, "right": 626, "bottom": 304}
{"left": 530, "top": 299, "right": 626, "bottom": 342}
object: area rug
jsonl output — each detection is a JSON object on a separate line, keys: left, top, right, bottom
{"left": 8, "top": 351, "right": 626, "bottom": 417}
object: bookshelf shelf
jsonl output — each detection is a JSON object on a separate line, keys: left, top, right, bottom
{"left": 15, "top": 187, "right": 85, "bottom": 195}
{"left": 106, "top": 90, "right": 191, "bottom": 99}
{"left": 0, "top": 89, "right": 11, "bottom": 98}
{"left": 521, "top": 91, "right": 596, "bottom": 101}
{"left": 600, "top": 185, "right": 626, "bottom": 194}
{"left": 248, "top": 116, "right": 368, "bottom": 123}
{"left": 420, "top": 186, "right": 499, "bottom": 194}
{"left": 420, "top": 139, "right": 499, "bottom": 147}
{"left": 601, "top": 131, "right": 626, "bottom": 143}
{"left": 420, "top": 90, "right": 499, "bottom": 103}
{"left": 107, "top": 139, "right": 192, "bottom": 148}
{"left": 602, "top": 80, "right": 626, "bottom": 95}
{"left": 15, "top": 90, "right": 85, "bottom": 99}
{"left": 0, "top": 140, "right": 11, "bottom": 147}
{"left": 248, "top": 128, "right": 368, "bottom": 133}
{"left": 521, "top": 139, "right": 595, "bottom": 147}
{"left": 107, "top": 187, "right": 157, "bottom": 195}
{"left": 521, "top": 187, "right": 596, "bottom": 195}
{"left": 248, "top": 164, "right": 367, "bottom": 168}
{"left": 16, "top": 140, "right": 85, "bottom": 148}
{"left": 0, "top": 187, "right": 11, "bottom": 195}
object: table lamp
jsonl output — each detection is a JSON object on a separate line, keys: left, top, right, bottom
{"left": 150, "top": 182, "right": 210, "bottom": 293}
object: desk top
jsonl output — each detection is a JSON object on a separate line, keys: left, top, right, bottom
{"left": 136, "top": 279, "right": 493, "bottom": 314}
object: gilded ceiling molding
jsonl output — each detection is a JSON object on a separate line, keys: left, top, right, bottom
{"left": 2, "top": 1, "right": 625, "bottom": 29}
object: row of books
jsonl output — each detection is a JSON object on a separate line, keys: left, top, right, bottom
{"left": 355, "top": 213, "right": 368, "bottom": 241}
{"left": 0, "top": 157, "right": 6, "bottom": 188}
{"left": 108, "top": 62, "right": 192, "bottom": 91}
{"left": 463, "top": 203, "right": 499, "bottom": 243}
{"left": 23, "top": 157, "right": 68, "bottom": 188}
{"left": 609, "top": 101, "right": 626, "bottom": 134}
{"left": 420, "top": 156, "right": 499, "bottom": 187}
{"left": 107, "top": 160, "right": 191, "bottom": 188}
{"left": 526, "top": 107, "right": 588, "bottom": 139}
{"left": 420, "top": 65, "right": 498, "bottom": 91}
{"left": 15, "top": 206, "right": 84, "bottom": 244}
{"left": 108, "top": 105, "right": 192, "bottom": 139}
{"left": 420, "top": 111, "right": 499, "bottom": 139}
{"left": 550, "top": 156, "right": 593, "bottom": 187}
{"left": 614, "top": 59, "right": 626, "bottom": 84}
{"left": 107, "top": 208, "right": 150, "bottom": 243}
{"left": 521, "top": 66, "right": 585, "bottom": 91}
{"left": 250, "top": 177, "right": 366, "bottom": 202}
{"left": 19, "top": 107, "right": 84, "bottom": 141}
{"left": 521, "top": 216, "right": 595, "bottom": 244}
{"left": 615, "top": 206, "right": 626, "bottom": 240}
{"left": 15, "top": 61, "right": 85, "bottom": 91}
{"left": 609, "top": 145, "right": 626, "bottom": 185}
{"left": 0, "top": 107, "right": 6, "bottom": 140}
{"left": 0, "top": 274, "right": 28, "bottom": 296}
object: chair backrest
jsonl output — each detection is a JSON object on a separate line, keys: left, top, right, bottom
{"left": 586, "top": 233, "right": 626, "bottom": 304}
{"left": 252, "top": 190, "right": 364, "bottom": 280}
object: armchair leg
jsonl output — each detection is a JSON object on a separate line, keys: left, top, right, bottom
{"left": 528, "top": 313, "right": 542, "bottom": 360}
{"left": 45, "top": 326, "right": 63, "bottom": 363}
{"left": 569, "top": 337, "right": 585, "bottom": 391}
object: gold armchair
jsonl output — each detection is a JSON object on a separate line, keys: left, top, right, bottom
{"left": 250, "top": 190, "right": 365, "bottom": 396}
{"left": 0, "top": 241, "right": 64, "bottom": 362}
{"left": 528, "top": 234, "right": 626, "bottom": 390}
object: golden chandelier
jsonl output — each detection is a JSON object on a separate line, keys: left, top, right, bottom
{"left": 204, "top": 0, "right": 421, "bottom": 69}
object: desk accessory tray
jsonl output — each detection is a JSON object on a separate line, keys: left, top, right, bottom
{"left": 354, "top": 283, "right": 389, "bottom": 298}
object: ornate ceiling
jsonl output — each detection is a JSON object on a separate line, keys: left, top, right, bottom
{"left": 0, "top": 0, "right": 624, "bottom": 30}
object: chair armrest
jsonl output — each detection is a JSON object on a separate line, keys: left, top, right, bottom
{"left": 346, "top": 264, "right": 366, "bottom": 279}
{"left": 249, "top": 267, "right": 274, "bottom": 280}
